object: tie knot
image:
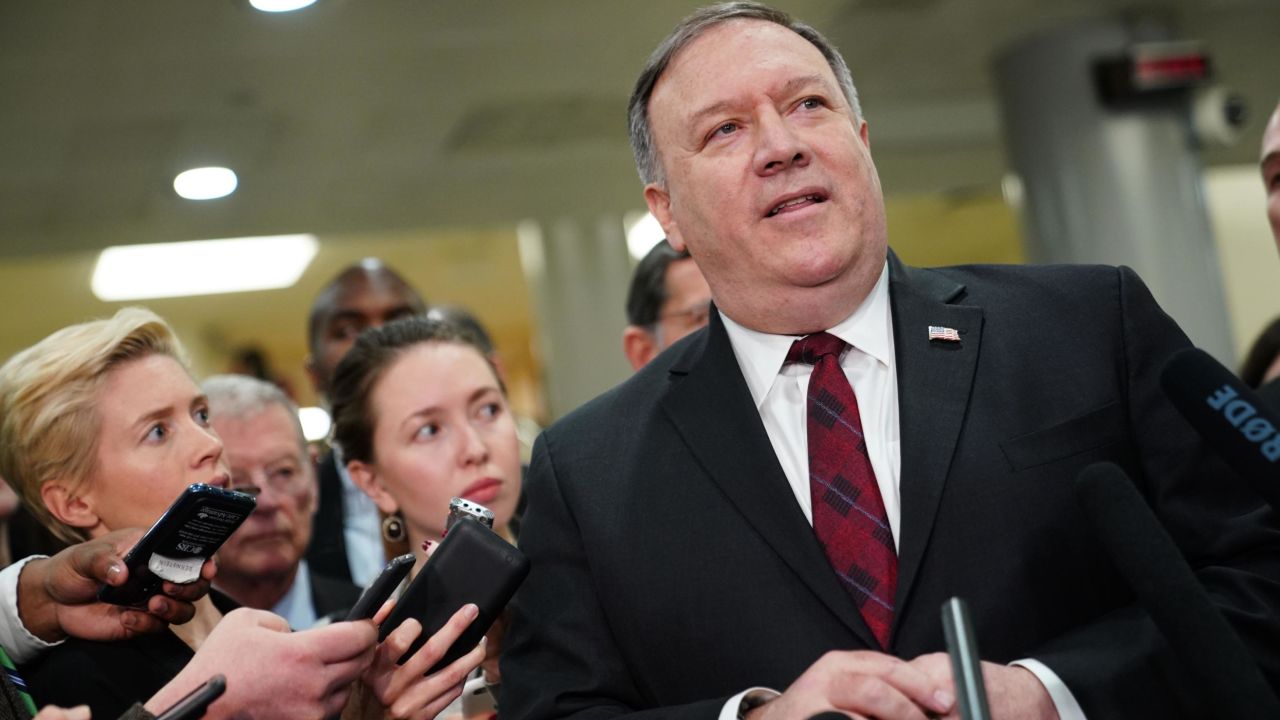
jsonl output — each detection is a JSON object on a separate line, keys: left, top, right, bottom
{"left": 786, "top": 332, "right": 847, "bottom": 365}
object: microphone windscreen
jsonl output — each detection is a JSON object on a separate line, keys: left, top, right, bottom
{"left": 1074, "top": 462, "right": 1280, "bottom": 718}
{"left": 1160, "top": 347, "right": 1280, "bottom": 485}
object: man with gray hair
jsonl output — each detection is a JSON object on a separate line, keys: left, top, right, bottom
{"left": 503, "top": 3, "right": 1280, "bottom": 720}
{"left": 204, "top": 375, "right": 360, "bottom": 629}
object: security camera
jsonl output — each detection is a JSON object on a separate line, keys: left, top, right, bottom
{"left": 1191, "top": 85, "right": 1247, "bottom": 147}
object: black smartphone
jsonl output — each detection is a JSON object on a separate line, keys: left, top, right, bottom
{"left": 98, "top": 483, "right": 256, "bottom": 607}
{"left": 155, "top": 674, "right": 226, "bottom": 720}
{"left": 346, "top": 553, "right": 416, "bottom": 621}
{"left": 378, "top": 516, "right": 529, "bottom": 674}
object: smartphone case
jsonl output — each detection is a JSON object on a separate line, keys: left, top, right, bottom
{"left": 346, "top": 553, "right": 416, "bottom": 621}
{"left": 378, "top": 516, "right": 529, "bottom": 674}
{"left": 98, "top": 483, "right": 256, "bottom": 607}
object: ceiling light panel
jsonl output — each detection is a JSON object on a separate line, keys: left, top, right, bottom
{"left": 91, "top": 234, "right": 319, "bottom": 301}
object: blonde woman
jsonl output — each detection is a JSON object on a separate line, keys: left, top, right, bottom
{"left": 0, "top": 308, "right": 481, "bottom": 720}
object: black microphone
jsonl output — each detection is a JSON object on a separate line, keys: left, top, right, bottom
{"left": 1160, "top": 347, "right": 1280, "bottom": 488}
{"left": 1074, "top": 462, "right": 1280, "bottom": 718}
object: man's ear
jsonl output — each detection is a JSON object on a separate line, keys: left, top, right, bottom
{"left": 41, "top": 480, "right": 100, "bottom": 534}
{"left": 346, "top": 460, "right": 398, "bottom": 516}
{"left": 857, "top": 118, "right": 870, "bottom": 149}
{"left": 303, "top": 354, "right": 326, "bottom": 397}
{"left": 301, "top": 468, "right": 320, "bottom": 517}
{"left": 644, "top": 183, "right": 686, "bottom": 253}
{"left": 622, "top": 326, "right": 659, "bottom": 372}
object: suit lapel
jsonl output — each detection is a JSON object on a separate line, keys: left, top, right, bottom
{"left": 661, "top": 310, "right": 876, "bottom": 647}
{"left": 886, "top": 254, "right": 983, "bottom": 629}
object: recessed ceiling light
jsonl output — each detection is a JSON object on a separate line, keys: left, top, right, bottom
{"left": 249, "top": 0, "right": 318, "bottom": 12}
{"left": 298, "top": 407, "right": 332, "bottom": 442}
{"left": 624, "top": 211, "right": 666, "bottom": 260}
{"left": 91, "top": 234, "right": 319, "bottom": 301}
{"left": 173, "top": 167, "right": 238, "bottom": 200}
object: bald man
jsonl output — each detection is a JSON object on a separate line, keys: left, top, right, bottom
{"left": 304, "top": 259, "right": 426, "bottom": 586}
{"left": 1262, "top": 102, "right": 1280, "bottom": 254}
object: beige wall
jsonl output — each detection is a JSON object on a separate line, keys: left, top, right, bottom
{"left": 1206, "top": 165, "right": 1280, "bottom": 364}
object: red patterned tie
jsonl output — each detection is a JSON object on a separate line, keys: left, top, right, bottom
{"left": 788, "top": 332, "right": 897, "bottom": 648}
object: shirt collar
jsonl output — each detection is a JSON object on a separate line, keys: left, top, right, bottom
{"left": 271, "top": 559, "right": 317, "bottom": 630}
{"left": 721, "top": 261, "right": 893, "bottom": 410}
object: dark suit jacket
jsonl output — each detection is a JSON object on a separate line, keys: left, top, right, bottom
{"left": 310, "top": 566, "right": 362, "bottom": 623}
{"left": 502, "top": 257, "right": 1280, "bottom": 719}
{"left": 21, "top": 592, "right": 238, "bottom": 720}
{"left": 308, "top": 451, "right": 353, "bottom": 584}
{"left": 1260, "top": 377, "right": 1280, "bottom": 414}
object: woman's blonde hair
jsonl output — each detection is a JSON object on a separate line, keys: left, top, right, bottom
{"left": 0, "top": 308, "right": 186, "bottom": 543}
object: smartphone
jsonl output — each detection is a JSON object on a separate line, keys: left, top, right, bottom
{"left": 99, "top": 483, "right": 257, "bottom": 607}
{"left": 346, "top": 553, "right": 416, "bottom": 621}
{"left": 378, "top": 516, "right": 529, "bottom": 674}
{"left": 155, "top": 674, "right": 226, "bottom": 720}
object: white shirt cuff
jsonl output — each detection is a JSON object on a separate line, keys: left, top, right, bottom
{"left": 1011, "top": 658, "right": 1087, "bottom": 720}
{"left": 0, "top": 556, "right": 63, "bottom": 664}
{"left": 718, "top": 688, "right": 779, "bottom": 720}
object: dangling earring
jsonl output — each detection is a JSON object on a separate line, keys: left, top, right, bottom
{"left": 381, "top": 513, "right": 406, "bottom": 543}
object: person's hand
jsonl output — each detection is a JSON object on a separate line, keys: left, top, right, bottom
{"left": 906, "top": 653, "right": 1059, "bottom": 720}
{"left": 18, "top": 528, "right": 215, "bottom": 643}
{"left": 745, "top": 651, "right": 955, "bottom": 720}
{"left": 144, "top": 608, "right": 377, "bottom": 720}
{"left": 32, "top": 706, "right": 90, "bottom": 720}
{"left": 480, "top": 608, "right": 508, "bottom": 685}
{"left": 361, "top": 601, "right": 486, "bottom": 720}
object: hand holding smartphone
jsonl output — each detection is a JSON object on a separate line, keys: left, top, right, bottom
{"left": 378, "top": 516, "right": 529, "bottom": 674}
{"left": 346, "top": 554, "right": 416, "bottom": 622}
{"left": 98, "top": 484, "right": 256, "bottom": 607}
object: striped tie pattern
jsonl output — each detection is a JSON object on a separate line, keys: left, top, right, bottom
{"left": 0, "top": 643, "right": 38, "bottom": 716}
{"left": 788, "top": 332, "right": 897, "bottom": 648}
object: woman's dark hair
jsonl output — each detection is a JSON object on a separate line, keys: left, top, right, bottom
{"left": 1240, "top": 316, "right": 1280, "bottom": 389}
{"left": 329, "top": 315, "right": 501, "bottom": 464}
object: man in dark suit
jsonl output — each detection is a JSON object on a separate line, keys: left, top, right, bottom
{"left": 206, "top": 375, "right": 361, "bottom": 627}
{"left": 501, "top": 4, "right": 1280, "bottom": 719}
{"left": 622, "top": 239, "right": 712, "bottom": 371}
{"left": 303, "top": 260, "right": 426, "bottom": 587}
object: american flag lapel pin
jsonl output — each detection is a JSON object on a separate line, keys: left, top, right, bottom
{"left": 928, "top": 325, "right": 961, "bottom": 343}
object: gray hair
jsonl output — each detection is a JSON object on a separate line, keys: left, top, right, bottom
{"left": 202, "top": 374, "right": 306, "bottom": 451}
{"left": 627, "top": 1, "right": 863, "bottom": 188}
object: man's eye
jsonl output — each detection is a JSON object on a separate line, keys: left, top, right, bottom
{"left": 329, "top": 323, "right": 361, "bottom": 341}
{"left": 800, "top": 97, "right": 823, "bottom": 110}
{"left": 145, "top": 424, "right": 167, "bottom": 442}
{"left": 714, "top": 122, "right": 738, "bottom": 136}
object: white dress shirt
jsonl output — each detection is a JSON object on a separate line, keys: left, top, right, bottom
{"left": 715, "top": 263, "right": 1085, "bottom": 720}
{"left": 0, "top": 557, "right": 59, "bottom": 664}
{"left": 333, "top": 445, "right": 388, "bottom": 588}
{"left": 271, "top": 559, "right": 320, "bottom": 630}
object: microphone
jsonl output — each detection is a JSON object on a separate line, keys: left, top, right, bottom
{"left": 1160, "top": 347, "right": 1280, "bottom": 487}
{"left": 941, "top": 597, "right": 991, "bottom": 720}
{"left": 1074, "top": 462, "right": 1280, "bottom": 718}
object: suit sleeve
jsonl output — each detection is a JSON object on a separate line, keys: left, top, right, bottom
{"left": 1028, "top": 266, "right": 1280, "bottom": 715}
{"left": 501, "top": 433, "right": 733, "bottom": 720}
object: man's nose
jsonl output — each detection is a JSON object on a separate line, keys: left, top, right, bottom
{"left": 753, "top": 111, "right": 809, "bottom": 176}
